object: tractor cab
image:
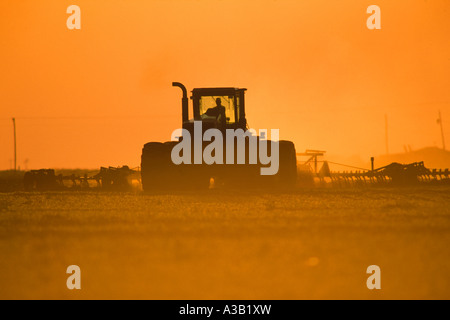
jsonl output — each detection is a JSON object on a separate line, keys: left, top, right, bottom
{"left": 172, "top": 83, "right": 247, "bottom": 134}
{"left": 192, "top": 87, "right": 247, "bottom": 131}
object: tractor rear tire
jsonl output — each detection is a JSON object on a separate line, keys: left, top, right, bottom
{"left": 141, "top": 141, "right": 210, "bottom": 192}
{"left": 275, "top": 140, "right": 297, "bottom": 188}
{"left": 141, "top": 142, "right": 175, "bottom": 192}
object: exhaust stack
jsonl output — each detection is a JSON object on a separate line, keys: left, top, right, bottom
{"left": 172, "top": 82, "right": 189, "bottom": 124}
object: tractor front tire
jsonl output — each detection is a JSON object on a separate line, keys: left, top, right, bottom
{"left": 141, "top": 141, "right": 210, "bottom": 192}
{"left": 141, "top": 142, "right": 176, "bottom": 192}
{"left": 275, "top": 140, "right": 297, "bottom": 188}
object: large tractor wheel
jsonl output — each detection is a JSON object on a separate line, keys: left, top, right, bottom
{"left": 258, "top": 140, "right": 297, "bottom": 189}
{"left": 141, "top": 142, "right": 176, "bottom": 192}
{"left": 141, "top": 141, "right": 210, "bottom": 192}
{"left": 275, "top": 140, "right": 297, "bottom": 188}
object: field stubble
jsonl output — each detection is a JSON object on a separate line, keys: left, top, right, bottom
{"left": 0, "top": 186, "right": 449, "bottom": 299}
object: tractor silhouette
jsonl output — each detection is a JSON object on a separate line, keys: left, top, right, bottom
{"left": 141, "top": 82, "right": 297, "bottom": 191}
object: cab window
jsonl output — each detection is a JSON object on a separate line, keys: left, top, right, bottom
{"left": 199, "top": 95, "right": 236, "bottom": 124}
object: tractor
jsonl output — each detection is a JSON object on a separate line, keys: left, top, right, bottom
{"left": 141, "top": 82, "right": 297, "bottom": 191}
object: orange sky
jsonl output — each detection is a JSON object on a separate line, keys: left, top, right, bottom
{"left": 1, "top": 0, "right": 449, "bottom": 170}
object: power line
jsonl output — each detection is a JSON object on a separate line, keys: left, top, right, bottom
{"left": 0, "top": 115, "right": 177, "bottom": 120}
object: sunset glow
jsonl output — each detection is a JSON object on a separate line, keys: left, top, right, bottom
{"left": 1, "top": 0, "right": 449, "bottom": 170}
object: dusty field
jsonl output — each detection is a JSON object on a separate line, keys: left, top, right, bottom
{"left": 0, "top": 187, "right": 449, "bottom": 299}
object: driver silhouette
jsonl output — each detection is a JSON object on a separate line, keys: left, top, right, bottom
{"left": 204, "top": 98, "right": 226, "bottom": 129}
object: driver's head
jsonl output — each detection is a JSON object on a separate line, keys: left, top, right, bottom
{"left": 215, "top": 98, "right": 222, "bottom": 106}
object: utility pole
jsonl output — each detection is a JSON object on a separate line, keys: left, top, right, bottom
{"left": 12, "top": 118, "right": 17, "bottom": 171}
{"left": 438, "top": 110, "right": 446, "bottom": 151}
{"left": 385, "top": 114, "right": 389, "bottom": 155}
